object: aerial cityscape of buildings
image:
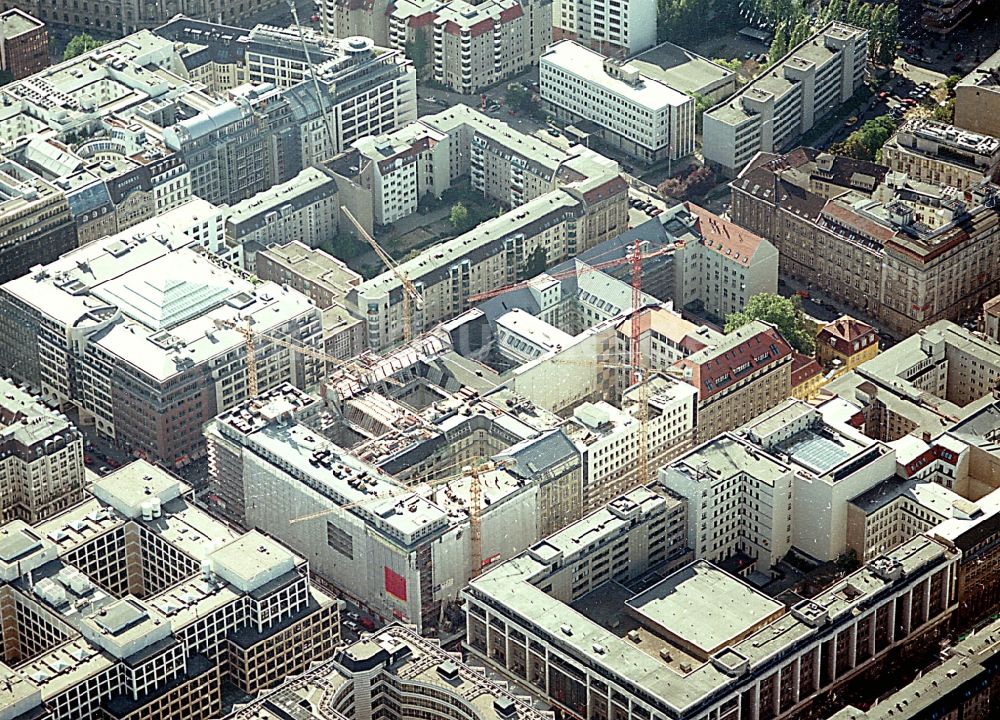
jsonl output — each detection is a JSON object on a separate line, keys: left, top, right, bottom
{"left": 3, "top": 4, "right": 1000, "bottom": 720}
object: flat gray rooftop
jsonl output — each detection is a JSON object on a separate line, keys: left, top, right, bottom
{"left": 626, "top": 561, "right": 783, "bottom": 657}
{"left": 629, "top": 42, "right": 734, "bottom": 96}
{"left": 0, "top": 524, "right": 43, "bottom": 563}
{"left": 776, "top": 428, "right": 864, "bottom": 475}
{"left": 95, "top": 598, "right": 148, "bottom": 636}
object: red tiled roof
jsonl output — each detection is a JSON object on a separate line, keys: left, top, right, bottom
{"left": 581, "top": 175, "right": 628, "bottom": 204}
{"left": 673, "top": 324, "right": 793, "bottom": 401}
{"left": 499, "top": 4, "right": 523, "bottom": 22}
{"left": 790, "top": 351, "right": 822, "bottom": 388}
{"left": 818, "top": 315, "right": 877, "bottom": 357}
{"left": 409, "top": 11, "right": 435, "bottom": 27}
{"left": 470, "top": 18, "right": 494, "bottom": 36}
{"left": 820, "top": 200, "right": 898, "bottom": 244}
{"left": 685, "top": 202, "right": 763, "bottom": 265}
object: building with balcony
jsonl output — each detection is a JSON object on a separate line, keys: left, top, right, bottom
{"left": 704, "top": 23, "right": 868, "bottom": 177}
{"left": 0, "top": 461, "right": 338, "bottom": 720}
{"left": 552, "top": 0, "right": 656, "bottom": 56}
{"left": 540, "top": 40, "right": 695, "bottom": 164}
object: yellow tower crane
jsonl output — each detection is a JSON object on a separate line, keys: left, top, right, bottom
{"left": 342, "top": 206, "right": 423, "bottom": 345}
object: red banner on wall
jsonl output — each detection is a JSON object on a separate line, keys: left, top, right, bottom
{"left": 384, "top": 566, "right": 407, "bottom": 601}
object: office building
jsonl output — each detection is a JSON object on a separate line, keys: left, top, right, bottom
{"left": 825, "top": 321, "right": 1000, "bottom": 443}
{"left": 0, "top": 461, "right": 338, "bottom": 720}
{"left": 816, "top": 315, "right": 878, "bottom": 371}
{"left": 668, "top": 202, "right": 778, "bottom": 322}
{"left": 828, "top": 614, "right": 1000, "bottom": 720}
{"left": 552, "top": 0, "right": 656, "bottom": 56}
{"left": 155, "top": 18, "right": 363, "bottom": 94}
{"left": 227, "top": 624, "right": 553, "bottom": 720}
{"left": 466, "top": 501, "right": 958, "bottom": 720}
{"left": 564, "top": 374, "right": 697, "bottom": 512}
{"left": 673, "top": 320, "right": 794, "bottom": 439}
{"left": 731, "top": 150, "right": 1000, "bottom": 337}
{"left": 0, "top": 212, "right": 323, "bottom": 467}
{"left": 205, "top": 381, "right": 586, "bottom": 632}
{"left": 0, "top": 9, "right": 46, "bottom": 80}
{"left": 256, "top": 242, "right": 366, "bottom": 360}
{"left": 540, "top": 41, "right": 695, "bottom": 164}
{"left": 882, "top": 119, "right": 1000, "bottom": 190}
{"left": 704, "top": 23, "right": 868, "bottom": 177}
{"left": 0, "top": 161, "right": 76, "bottom": 284}
{"left": 0, "top": 0, "right": 281, "bottom": 37}
{"left": 663, "top": 398, "right": 894, "bottom": 568}
{"left": 0, "top": 379, "right": 85, "bottom": 524}
{"left": 385, "top": 0, "right": 548, "bottom": 94}
{"left": 955, "top": 47, "right": 1000, "bottom": 138}
{"left": 224, "top": 167, "right": 341, "bottom": 271}
{"left": 628, "top": 41, "right": 738, "bottom": 104}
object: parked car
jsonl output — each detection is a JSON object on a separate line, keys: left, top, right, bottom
{"left": 98, "top": 465, "right": 111, "bottom": 475}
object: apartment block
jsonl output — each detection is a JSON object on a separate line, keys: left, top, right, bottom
{"left": 564, "top": 374, "right": 697, "bottom": 511}
{"left": 0, "top": 213, "right": 322, "bottom": 467}
{"left": 731, "top": 151, "right": 1000, "bottom": 337}
{"left": 955, "top": 47, "right": 1000, "bottom": 138}
{"left": 668, "top": 202, "right": 778, "bottom": 322}
{"left": 826, "top": 321, "right": 1000, "bottom": 443}
{"left": 346, "top": 108, "right": 627, "bottom": 351}
{"left": 0, "top": 161, "right": 76, "bottom": 284}
{"left": 704, "top": 22, "right": 868, "bottom": 177}
{"left": 0, "top": 9, "right": 46, "bottom": 80}
{"left": 256, "top": 242, "right": 366, "bottom": 361}
{"left": 205, "top": 381, "right": 588, "bottom": 632}
{"left": 347, "top": 122, "right": 452, "bottom": 225}
{"left": 540, "top": 40, "right": 695, "bottom": 164}
{"left": 882, "top": 119, "right": 1000, "bottom": 190}
{"left": 0, "top": 379, "right": 84, "bottom": 524}
{"left": 227, "top": 624, "right": 552, "bottom": 720}
{"left": 0, "top": 461, "right": 338, "bottom": 720}
{"left": 466, "top": 498, "right": 957, "bottom": 720}
{"left": 816, "top": 315, "right": 879, "bottom": 371}
{"left": 791, "top": 351, "right": 824, "bottom": 401}
{"left": 224, "top": 167, "right": 341, "bottom": 271}
{"left": 673, "top": 320, "right": 794, "bottom": 440}
{"left": 323, "top": 0, "right": 392, "bottom": 45}
{"left": 553, "top": 0, "right": 656, "bottom": 56}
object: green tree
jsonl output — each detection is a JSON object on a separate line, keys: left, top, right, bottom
{"left": 691, "top": 93, "right": 711, "bottom": 134}
{"left": 944, "top": 74, "right": 962, "bottom": 93}
{"left": 713, "top": 58, "right": 743, "bottom": 73}
{"left": 63, "top": 33, "right": 104, "bottom": 61}
{"left": 405, "top": 33, "right": 429, "bottom": 78}
{"left": 449, "top": 202, "right": 469, "bottom": 229}
{"left": 788, "top": 15, "right": 811, "bottom": 49}
{"left": 769, "top": 22, "right": 789, "bottom": 65}
{"left": 933, "top": 99, "right": 956, "bottom": 123}
{"left": 725, "top": 293, "right": 816, "bottom": 354}
{"left": 832, "top": 114, "right": 897, "bottom": 162}
{"left": 522, "top": 246, "right": 547, "bottom": 278}
{"left": 505, "top": 82, "right": 531, "bottom": 113}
